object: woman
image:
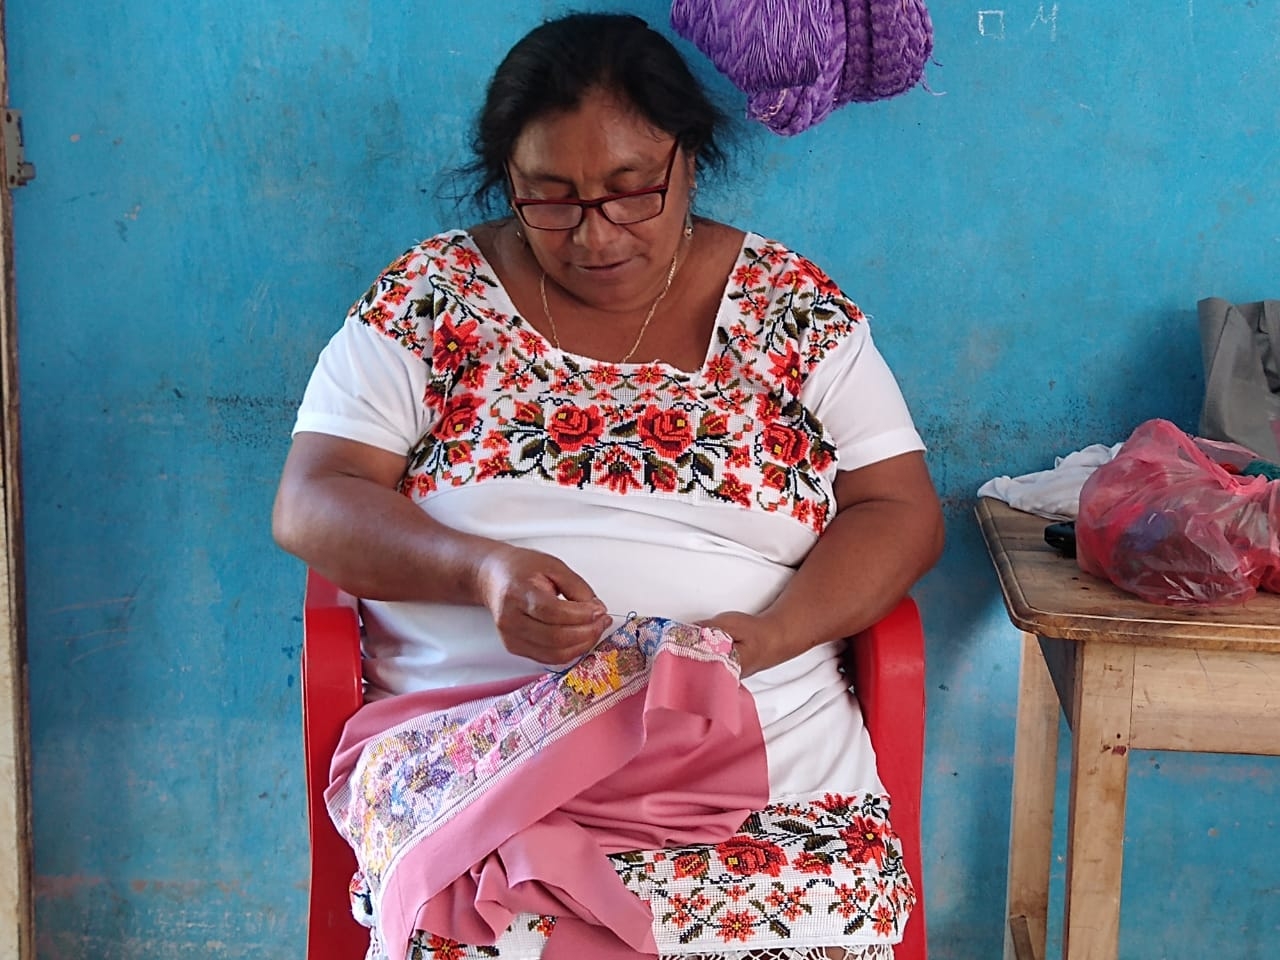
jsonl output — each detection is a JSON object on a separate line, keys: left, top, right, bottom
{"left": 274, "top": 12, "right": 943, "bottom": 960}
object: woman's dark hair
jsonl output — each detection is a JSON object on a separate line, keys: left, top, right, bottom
{"left": 462, "top": 13, "right": 731, "bottom": 215}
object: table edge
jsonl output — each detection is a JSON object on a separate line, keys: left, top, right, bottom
{"left": 974, "top": 499, "right": 1280, "bottom": 649}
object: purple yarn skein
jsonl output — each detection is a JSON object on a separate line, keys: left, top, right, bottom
{"left": 671, "top": 0, "right": 934, "bottom": 135}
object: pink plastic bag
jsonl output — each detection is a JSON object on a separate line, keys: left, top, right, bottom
{"left": 1076, "top": 419, "right": 1280, "bottom": 605}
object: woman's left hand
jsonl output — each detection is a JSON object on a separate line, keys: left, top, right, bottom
{"left": 696, "top": 610, "right": 791, "bottom": 678}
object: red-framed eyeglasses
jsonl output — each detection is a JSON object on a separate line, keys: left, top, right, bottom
{"left": 507, "top": 141, "right": 681, "bottom": 231}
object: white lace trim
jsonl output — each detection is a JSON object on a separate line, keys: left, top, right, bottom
{"left": 661, "top": 947, "right": 893, "bottom": 960}
{"left": 386, "top": 939, "right": 894, "bottom": 959}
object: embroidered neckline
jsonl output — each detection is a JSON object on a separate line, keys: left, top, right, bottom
{"left": 537, "top": 230, "right": 689, "bottom": 365}
{"left": 354, "top": 229, "right": 864, "bottom": 535}
{"left": 465, "top": 228, "right": 742, "bottom": 378}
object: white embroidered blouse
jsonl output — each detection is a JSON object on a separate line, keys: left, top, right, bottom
{"left": 293, "top": 229, "right": 925, "bottom": 796}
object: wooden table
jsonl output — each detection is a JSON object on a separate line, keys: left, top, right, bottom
{"left": 976, "top": 498, "right": 1280, "bottom": 960}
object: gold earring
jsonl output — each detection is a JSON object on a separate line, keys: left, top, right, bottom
{"left": 509, "top": 203, "right": 526, "bottom": 243}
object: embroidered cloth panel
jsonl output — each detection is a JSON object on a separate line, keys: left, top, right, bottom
{"left": 350, "top": 793, "right": 914, "bottom": 959}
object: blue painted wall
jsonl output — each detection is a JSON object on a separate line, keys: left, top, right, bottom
{"left": 7, "top": 0, "right": 1278, "bottom": 956}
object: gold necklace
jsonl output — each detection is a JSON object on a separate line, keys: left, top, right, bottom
{"left": 538, "top": 242, "right": 685, "bottom": 364}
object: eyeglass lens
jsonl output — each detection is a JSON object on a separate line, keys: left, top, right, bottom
{"left": 520, "top": 192, "right": 666, "bottom": 230}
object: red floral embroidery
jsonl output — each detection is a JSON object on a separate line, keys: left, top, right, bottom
{"left": 672, "top": 852, "right": 709, "bottom": 879}
{"left": 556, "top": 459, "right": 586, "bottom": 487}
{"left": 762, "top": 463, "right": 789, "bottom": 490}
{"left": 794, "top": 851, "right": 834, "bottom": 875}
{"left": 717, "top": 909, "right": 756, "bottom": 943}
{"left": 732, "top": 263, "right": 765, "bottom": 287}
{"left": 768, "top": 345, "right": 805, "bottom": 397}
{"left": 382, "top": 283, "right": 410, "bottom": 306}
{"left": 589, "top": 363, "right": 622, "bottom": 386}
{"left": 546, "top": 404, "right": 604, "bottom": 452}
{"left": 648, "top": 459, "right": 678, "bottom": 493}
{"left": 763, "top": 422, "right": 810, "bottom": 466}
{"left": 699, "top": 412, "right": 729, "bottom": 438}
{"left": 764, "top": 886, "right": 810, "bottom": 922}
{"left": 755, "top": 392, "right": 783, "bottom": 422}
{"left": 434, "top": 394, "right": 483, "bottom": 441}
{"left": 794, "top": 257, "right": 841, "bottom": 296}
{"left": 350, "top": 232, "right": 866, "bottom": 535}
{"left": 833, "top": 883, "right": 861, "bottom": 919}
{"left": 513, "top": 400, "right": 542, "bottom": 425}
{"left": 459, "top": 362, "right": 489, "bottom": 390}
{"left": 363, "top": 302, "right": 396, "bottom": 332}
{"left": 434, "top": 316, "right": 480, "bottom": 373}
{"left": 529, "top": 915, "right": 556, "bottom": 936}
{"left": 402, "top": 473, "right": 437, "bottom": 498}
{"left": 815, "top": 793, "right": 859, "bottom": 813}
{"left": 450, "top": 245, "right": 483, "bottom": 270}
{"left": 874, "top": 904, "right": 897, "bottom": 937}
{"left": 600, "top": 448, "right": 642, "bottom": 494}
{"left": 516, "top": 329, "right": 546, "bottom": 358}
{"left": 632, "top": 364, "right": 665, "bottom": 385}
{"left": 422, "top": 934, "right": 465, "bottom": 959}
{"left": 477, "top": 454, "right": 512, "bottom": 481}
{"left": 840, "top": 815, "right": 890, "bottom": 868}
{"left": 423, "top": 381, "right": 447, "bottom": 413}
{"left": 715, "top": 474, "right": 753, "bottom": 508}
{"left": 716, "top": 837, "right": 788, "bottom": 877}
{"left": 705, "top": 355, "right": 735, "bottom": 385}
{"left": 639, "top": 408, "right": 695, "bottom": 457}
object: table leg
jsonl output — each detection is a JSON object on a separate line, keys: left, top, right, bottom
{"left": 1005, "top": 632, "right": 1060, "bottom": 960}
{"left": 1062, "top": 641, "right": 1134, "bottom": 960}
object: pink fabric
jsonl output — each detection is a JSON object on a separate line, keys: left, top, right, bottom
{"left": 326, "top": 619, "right": 769, "bottom": 960}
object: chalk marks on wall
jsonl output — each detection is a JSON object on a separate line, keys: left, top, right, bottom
{"left": 977, "top": 10, "right": 1006, "bottom": 39}
{"left": 978, "top": 4, "right": 1059, "bottom": 41}
{"left": 1030, "top": 3, "right": 1059, "bottom": 39}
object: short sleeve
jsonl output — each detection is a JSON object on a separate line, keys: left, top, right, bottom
{"left": 800, "top": 318, "right": 925, "bottom": 472}
{"left": 292, "top": 317, "right": 431, "bottom": 456}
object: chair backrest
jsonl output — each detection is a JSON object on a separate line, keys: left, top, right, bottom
{"left": 848, "top": 596, "right": 928, "bottom": 960}
{"left": 301, "top": 569, "right": 928, "bottom": 960}
{"left": 301, "top": 570, "right": 366, "bottom": 960}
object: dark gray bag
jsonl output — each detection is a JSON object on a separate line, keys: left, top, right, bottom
{"left": 1197, "top": 297, "right": 1280, "bottom": 462}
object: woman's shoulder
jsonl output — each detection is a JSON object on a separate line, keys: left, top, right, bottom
{"left": 345, "top": 228, "right": 495, "bottom": 353}
{"left": 720, "top": 230, "right": 869, "bottom": 371}
{"left": 371, "top": 229, "right": 481, "bottom": 278}
{"left": 720, "top": 229, "right": 858, "bottom": 306}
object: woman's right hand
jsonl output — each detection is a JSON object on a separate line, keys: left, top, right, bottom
{"left": 476, "top": 545, "right": 612, "bottom": 666}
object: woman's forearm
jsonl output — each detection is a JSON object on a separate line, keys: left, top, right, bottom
{"left": 704, "top": 453, "right": 944, "bottom": 676}
{"left": 273, "top": 469, "right": 500, "bottom": 603}
{"left": 273, "top": 433, "right": 611, "bottom": 662}
{"left": 762, "top": 494, "right": 943, "bottom": 653}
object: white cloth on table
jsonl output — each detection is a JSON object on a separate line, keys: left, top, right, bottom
{"left": 977, "top": 442, "right": 1122, "bottom": 520}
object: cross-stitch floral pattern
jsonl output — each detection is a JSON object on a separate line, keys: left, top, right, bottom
{"left": 349, "top": 231, "right": 865, "bottom": 534}
{"left": 350, "top": 794, "right": 911, "bottom": 959}
{"left": 329, "top": 617, "right": 739, "bottom": 929}
{"left": 613, "top": 793, "right": 913, "bottom": 950}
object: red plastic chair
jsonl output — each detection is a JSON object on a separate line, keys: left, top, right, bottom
{"left": 302, "top": 569, "right": 928, "bottom": 960}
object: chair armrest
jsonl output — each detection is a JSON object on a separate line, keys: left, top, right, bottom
{"left": 847, "top": 596, "right": 927, "bottom": 958}
{"left": 303, "top": 569, "right": 363, "bottom": 743}
{"left": 850, "top": 597, "right": 926, "bottom": 771}
{"left": 302, "top": 568, "right": 367, "bottom": 959}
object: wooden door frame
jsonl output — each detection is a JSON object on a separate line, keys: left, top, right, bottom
{"left": 0, "top": 0, "right": 34, "bottom": 955}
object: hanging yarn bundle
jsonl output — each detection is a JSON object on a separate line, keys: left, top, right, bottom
{"left": 670, "top": 0, "right": 934, "bottom": 136}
